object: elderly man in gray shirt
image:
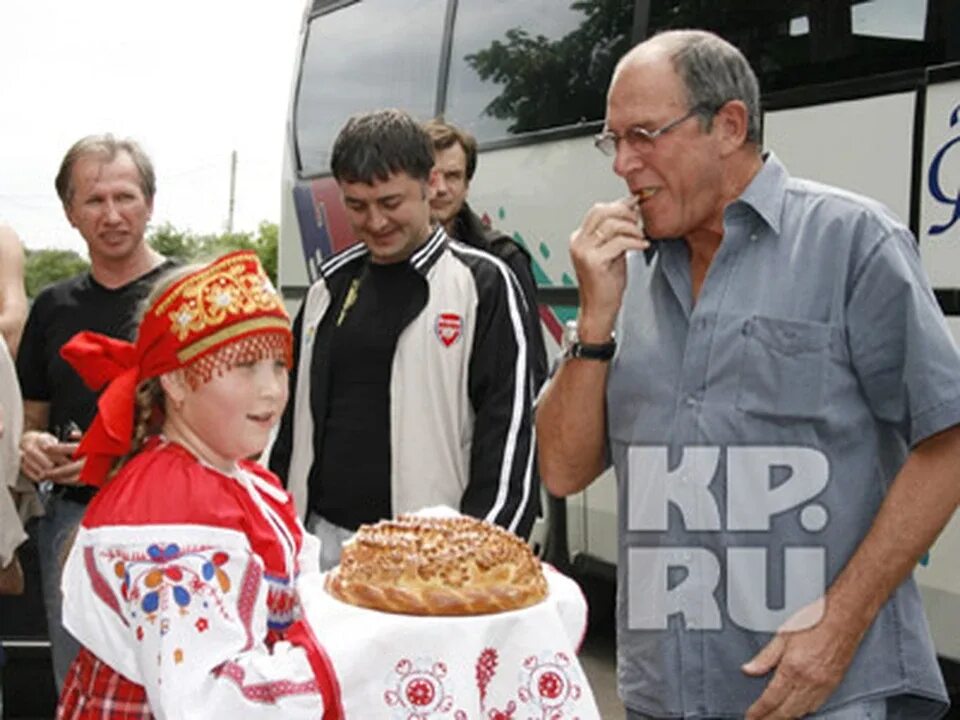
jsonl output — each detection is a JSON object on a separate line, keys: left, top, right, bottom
{"left": 538, "top": 29, "right": 960, "bottom": 720}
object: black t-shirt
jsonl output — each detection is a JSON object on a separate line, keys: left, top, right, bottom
{"left": 17, "top": 261, "right": 175, "bottom": 437}
{"left": 316, "top": 261, "right": 420, "bottom": 529}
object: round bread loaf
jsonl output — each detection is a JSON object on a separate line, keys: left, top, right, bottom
{"left": 324, "top": 514, "right": 548, "bottom": 615}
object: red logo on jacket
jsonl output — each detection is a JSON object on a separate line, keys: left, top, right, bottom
{"left": 435, "top": 313, "right": 462, "bottom": 347}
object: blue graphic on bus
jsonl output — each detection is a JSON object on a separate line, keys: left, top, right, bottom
{"left": 293, "top": 183, "right": 332, "bottom": 283}
{"left": 927, "top": 104, "right": 960, "bottom": 236}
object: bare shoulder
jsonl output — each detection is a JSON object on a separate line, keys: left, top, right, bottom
{"left": 0, "top": 225, "right": 24, "bottom": 261}
{"left": 0, "top": 223, "right": 21, "bottom": 241}
{"left": 0, "top": 225, "right": 27, "bottom": 302}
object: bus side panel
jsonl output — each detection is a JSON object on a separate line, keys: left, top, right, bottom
{"left": 467, "top": 135, "right": 624, "bottom": 565}
{"left": 763, "top": 92, "right": 915, "bottom": 222}
{"left": 467, "top": 135, "right": 623, "bottom": 345}
{"left": 279, "top": 142, "right": 313, "bottom": 292}
{"left": 920, "top": 79, "right": 960, "bottom": 290}
{"left": 279, "top": 171, "right": 358, "bottom": 293}
{"left": 918, "top": 78, "right": 960, "bottom": 663}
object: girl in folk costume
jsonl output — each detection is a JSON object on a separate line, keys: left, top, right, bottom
{"left": 56, "top": 251, "right": 342, "bottom": 719}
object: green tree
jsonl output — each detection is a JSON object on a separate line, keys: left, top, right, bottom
{"left": 148, "top": 222, "right": 201, "bottom": 263}
{"left": 463, "top": 0, "right": 825, "bottom": 133}
{"left": 147, "top": 221, "right": 279, "bottom": 285}
{"left": 24, "top": 248, "right": 89, "bottom": 299}
{"left": 252, "top": 221, "right": 278, "bottom": 284}
{"left": 464, "top": 0, "right": 633, "bottom": 133}
{"left": 23, "top": 221, "right": 279, "bottom": 300}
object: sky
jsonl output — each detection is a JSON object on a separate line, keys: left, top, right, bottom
{"left": 0, "top": 1, "right": 306, "bottom": 253}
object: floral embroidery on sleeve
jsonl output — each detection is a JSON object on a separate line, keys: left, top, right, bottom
{"left": 87, "top": 541, "right": 262, "bottom": 667}
{"left": 110, "top": 543, "right": 234, "bottom": 625}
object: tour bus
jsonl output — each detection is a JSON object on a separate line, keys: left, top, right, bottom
{"left": 279, "top": 0, "right": 960, "bottom": 671}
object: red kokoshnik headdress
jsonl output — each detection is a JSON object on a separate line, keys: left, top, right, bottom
{"left": 60, "top": 250, "right": 293, "bottom": 488}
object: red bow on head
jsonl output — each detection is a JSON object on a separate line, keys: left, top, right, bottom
{"left": 60, "top": 333, "right": 148, "bottom": 487}
{"left": 59, "top": 251, "right": 291, "bottom": 488}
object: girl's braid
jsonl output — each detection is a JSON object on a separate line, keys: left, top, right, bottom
{"left": 107, "top": 378, "right": 164, "bottom": 481}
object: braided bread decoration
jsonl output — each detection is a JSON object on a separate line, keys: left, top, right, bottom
{"left": 324, "top": 514, "right": 548, "bottom": 616}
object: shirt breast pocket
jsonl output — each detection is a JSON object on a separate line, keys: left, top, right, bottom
{"left": 736, "top": 316, "right": 833, "bottom": 420}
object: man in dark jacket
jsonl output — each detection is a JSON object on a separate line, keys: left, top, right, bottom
{"left": 424, "top": 119, "right": 547, "bottom": 390}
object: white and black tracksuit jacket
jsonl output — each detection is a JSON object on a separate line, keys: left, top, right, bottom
{"left": 269, "top": 227, "right": 538, "bottom": 539}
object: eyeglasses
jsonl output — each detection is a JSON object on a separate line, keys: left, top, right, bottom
{"left": 594, "top": 105, "right": 717, "bottom": 156}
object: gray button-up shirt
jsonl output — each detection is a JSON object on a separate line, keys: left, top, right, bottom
{"left": 608, "top": 153, "right": 958, "bottom": 719}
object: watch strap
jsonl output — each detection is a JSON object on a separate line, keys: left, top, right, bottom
{"left": 568, "top": 339, "right": 616, "bottom": 360}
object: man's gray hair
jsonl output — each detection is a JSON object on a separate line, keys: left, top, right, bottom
{"left": 331, "top": 109, "right": 434, "bottom": 185}
{"left": 641, "top": 30, "right": 761, "bottom": 144}
{"left": 55, "top": 134, "right": 156, "bottom": 206}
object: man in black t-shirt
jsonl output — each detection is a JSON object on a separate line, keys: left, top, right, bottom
{"left": 17, "top": 134, "right": 172, "bottom": 692}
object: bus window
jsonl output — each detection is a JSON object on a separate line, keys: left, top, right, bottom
{"left": 646, "top": 0, "right": 956, "bottom": 95}
{"left": 851, "top": 0, "right": 926, "bottom": 41}
{"left": 444, "top": 0, "right": 635, "bottom": 144}
{"left": 294, "top": 0, "right": 446, "bottom": 178}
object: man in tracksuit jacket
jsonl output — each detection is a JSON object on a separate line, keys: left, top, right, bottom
{"left": 270, "top": 109, "right": 538, "bottom": 569}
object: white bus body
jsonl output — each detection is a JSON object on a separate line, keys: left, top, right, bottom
{"left": 280, "top": 0, "right": 960, "bottom": 662}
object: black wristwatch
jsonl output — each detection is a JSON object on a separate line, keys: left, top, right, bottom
{"left": 562, "top": 321, "right": 616, "bottom": 361}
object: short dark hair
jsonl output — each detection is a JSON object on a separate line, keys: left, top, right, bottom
{"left": 423, "top": 119, "right": 478, "bottom": 181}
{"left": 331, "top": 109, "right": 434, "bottom": 184}
{"left": 55, "top": 134, "right": 156, "bottom": 206}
